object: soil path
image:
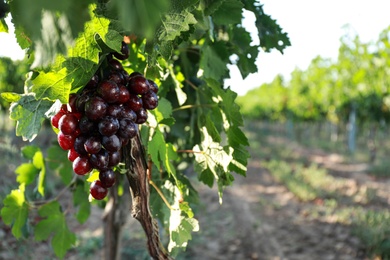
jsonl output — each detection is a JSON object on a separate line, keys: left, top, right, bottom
{"left": 186, "top": 138, "right": 386, "bottom": 260}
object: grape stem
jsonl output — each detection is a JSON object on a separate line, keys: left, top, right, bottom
{"left": 149, "top": 179, "right": 178, "bottom": 211}
{"left": 122, "top": 133, "right": 173, "bottom": 260}
{"left": 27, "top": 175, "right": 78, "bottom": 208}
{"left": 172, "top": 104, "right": 216, "bottom": 112}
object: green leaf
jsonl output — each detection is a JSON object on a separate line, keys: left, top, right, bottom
{"left": 47, "top": 144, "right": 73, "bottom": 185}
{"left": 35, "top": 201, "right": 76, "bottom": 259}
{"left": 1, "top": 92, "right": 21, "bottom": 102}
{"left": 21, "top": 145, "right": 40, "bottom": 160}
{"left": 200, "top": 45, "right": 228, "bottom": 80}
{"left": 32, "top": 9, "right": 124, "bottom": 102}
{"left": 159, "top": 9, "right": 197, "bottom": 42}
{"left": 200, "top": 113, "right": 221, "bottom": 142}
{"left": 168, "top": 214, "right": 199, "bottom": 256}
{"left": 15, "top": 163, "right": 39, "bottom": 185}
{"left": 1, "top": 184, "right": 29, "bottom": 239}
{"left": 150, "top": 97, "right": 174, "bottom": 125}
{"left": 148, "top": 128, "right": 165, "bottom": 169}
{"left": 211, "top": 0, "right": 243, "bottom": 25}
{"left": 110, "top": 0, "right": 170, "bottom": 39}
{"left": 14, "top": 25, "right": 31, "bottom": 49}
{"left": 9, "top": 94, "right": 54, "bottom": 141}
{"left": 31, "top": 69, "right": 72, "bottom": 103}
{"left": 203, "top": 0, "right": 226, "bottom": 16}
{"left": 0, "top": 18, "right": 8, "bottom": 33}
{"left": 33, "top": 150, "right": 46, "bottom": 196}
{"left": 73, "top": 181, "right": 91, "bottom": 224}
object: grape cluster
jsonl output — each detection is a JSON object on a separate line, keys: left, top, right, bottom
{"left": 51, "top": 41, "right": 159, "bottom": 200}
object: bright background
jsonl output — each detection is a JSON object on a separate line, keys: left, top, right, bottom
{"left": 1, "top": 0, "right": 390, "bottom": 96}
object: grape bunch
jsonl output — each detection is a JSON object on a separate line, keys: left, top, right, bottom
{"left": 51, "top": 41, "right": 159, "bottom": 200}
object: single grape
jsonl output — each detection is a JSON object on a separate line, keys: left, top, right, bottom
{"left": 118, "top": 85, "right": 130, "bottom": 104}
{"left": 67, "top": 94, "right": 78, "bottom": 113}
{"left": 126, "top": 95, "right": 143, "bottom": 112}
{"left": 128, "top": 75, "right": 150, "bottom": 95}
{"left": 57, "top": 132, "right": 75, "bottom": 150}
{"left": 74, "top": 135, "right": 88, "bottom": 156}
{"left": 76, "top": 94, "right": 91, "bottom": 113}
{"left": 142, "top": 91, "right": 158, "bottom": 110}
{"left": 79, "top": 116, "right": 95, "bottom": 134}
{"left": 73, "top": 156, "right": 92, "bottom": 175}
{"left": 51, "top": 110, "right": 66, "bottom": 129}
{"left": 98, "top": 116, "right": 120, "bottom": 136}
{"left": 108, "top": 71, "right": 125, "bottom": 85}
{"left": 89, "top": 149, "right": 109, "bottom": 171}
{"left": 85, "top": 74, "right": 99, "bottom": 89}
{"left": 102, "top": 135, "right": 121, "bottom": 152}
{"left": 85, "top": 96, "right": 107, "bottom": 121}
{"left": 119, "top": 106, "right": 137, "bottom": 121}
{"left": 135, "top": 108, "right": 148, "bottom": 124}
{"left": 113, "top": 41, "right": 129, "bottom": 60}
{"left": 84, "top": 136, "right": 102, "bottom": 154}
{"left": 68, "top": 148, "right": 79, "bottom": 162}
{"left": 58, "top": 114, "right": 79, "bottom": 135}
{"left": 108, "top": 151, "right": 121, "bottom": 167}
{"left": 108, "top": 59, "right": 123, "bottom": 71}
{"left": 99, "top": 169, "right": 116, "bottom": 188}
{"left": 90, "top": 180, "right": 108, "bottom": 200}
{"left": 118, "top": 118, "right": 138, "bottom": 139}
{"left": 129, "top": 71, "right": 142, "bottom": 78}
{"left": 147, "top": 79, "right": 159, "bottom": 94}
{"left": 106, "top": 104, "right": 123, "bottom": 118}
{"left": 97, "top": 80, "right": 120, "bottom": 104}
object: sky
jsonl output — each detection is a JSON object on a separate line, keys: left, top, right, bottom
{"left": 1, "top": 0, "right": 390, "bottom": 96}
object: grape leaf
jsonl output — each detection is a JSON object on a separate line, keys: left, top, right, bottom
{"left": 21, "top": 145, "right": 40, "bottom": 159}
{"left": 168, "top": 214, "right": 199, "bottom": 256}
{"left": 0, "top": 184, "right": 29, "bottom": 239}
{"left": 1, "top": 92, "right": 21, "bottom": 102}
{"left": 110, "top": 0, "right": 169, "bottom": 39}
{"left": 47, "top": 144, "right": 73, "bottom": 185}
{"left": 35, "top": 201, "right": 76, "bottom": 259}
{"left": 158, "top": 9, "right": 197, "bottom": 42}
{"left": 15, "top": 163, "right": 39, "bottom": 185}
{"left": 200, "top": 45, "right": 228, "bottom": 80}
{"left": 0, "top": 18, "right": 8, "bottom": 32}
{"left": 203, "top": 0, "right": 226, "bottom": 16}
{"left": 9, "top": 94, "right": 54, "bottom": 141}
{"left": 32, "top": 9, "right": 124, "bottom": 103}
{"left": 33, "top": 150, "right": 46, "bottom": 196}
{"left": 14, "top": 25, "right": 31, "bottom": 49}
{"left": 73, "top": 181, "right": 91, "bottom": 224}
{"left": 150, "top": 97, "right": 174, "bottom": 125}
{"left": 211, "top": 0, "right": 243, "bottom": 25}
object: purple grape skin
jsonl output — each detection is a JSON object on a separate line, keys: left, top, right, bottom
{"left": 142, "top": 91, "right": 158, "bottom": 110}
{"left": 147, "top": 79, "right": 159, "bottom": 94}
{"left": 98, "top": 116, "right": 120, "bottom": 136}
{"left": 118, "top": 118, "right": 138, "bottom": 139}
{"left": 135, "top": 108, "right": 148, "bottom": 124}
{"left": 128, "top": 75, "right": 150, "bottom": 95}
{"left": 108, "top": 151, "right": 121, "bottom": 167}
{"left": 89, "top": 149, "right": 110, "bottom": 171}
{"left": 99, "top": 169, "right": 116, "bottom": 188}
{"left": 97, "top": 80, "right": 120, "bottom": 104}
{"left": 102, "top": 134, "right": 121, "bottom": 152}
{"left": 84, "top": 136, "right": 102, "bottom": 154}
{"left": 85, "top": 96, "right": 107, "bottom": 121}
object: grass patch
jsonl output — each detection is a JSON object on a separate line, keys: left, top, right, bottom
{"left": 264, "top": 160, "right": 344, "bottom": 202}
{"left": 353, "top": 209, "right": 390, "bottom": 259}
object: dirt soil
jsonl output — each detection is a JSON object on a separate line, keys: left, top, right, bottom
{"left": 184, "top": 137, "right": 389, "bottom": 260}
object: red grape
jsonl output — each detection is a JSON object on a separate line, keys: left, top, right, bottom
{"left": 90, "top": 180, "right": 108, "bottom": 200}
